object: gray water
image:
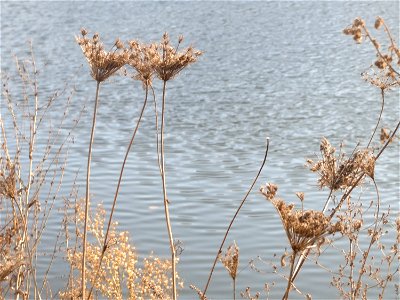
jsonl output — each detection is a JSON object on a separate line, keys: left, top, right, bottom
{"left": 1, "top": 1, "right": 399, "bottom": 299}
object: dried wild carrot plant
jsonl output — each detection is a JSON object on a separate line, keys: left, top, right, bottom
{"left": 151, "top": 32, "right": 202, "bottom": 300}
{"left": 76, "top": 28, "right": 129, "bottom": 298}
{"left": 86, "top": 39, "right": 157, "bottom": 298}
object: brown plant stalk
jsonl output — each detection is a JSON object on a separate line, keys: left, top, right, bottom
{"left": 82, "top": 80, "right": 100, "bottom": 299}
{"left": 87, "top": 84, "right": 149, "bottom": 299}
{"left": 202, "top": 138, "right": 270, "bottom": 298}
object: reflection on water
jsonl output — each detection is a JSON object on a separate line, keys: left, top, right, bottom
{"left": 1, "top": 1, "right": 399, "bottom": 298}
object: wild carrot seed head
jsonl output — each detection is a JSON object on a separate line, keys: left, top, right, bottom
{"left": 76, "top": 30, "right": 129, "bottom": 82}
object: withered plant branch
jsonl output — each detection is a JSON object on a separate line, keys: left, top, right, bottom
{"left": 352, "top": 178, "right": 381, "bottom": 299}
{"left": 87, "top": 84, "right": 149, "bottom": 299}
{"left": 282, "top": 251, "right": 298, "bottom": 300}
{"left": 82, "top": 80, "right": 101, "bottom": 300}
{"left": 203, "top": 138, "right": 270, "bottom": 298}
{"left": 366, "top": 88, "right": 385, "bottom": 148}
{"left": 292, "top": 117, "right": 400, "bottom": 284}
{"left": 375, "top": 120, "right": 400, "bottom": 160}
{"left": 361, "top": 22, "right": 400, "bottom": 77}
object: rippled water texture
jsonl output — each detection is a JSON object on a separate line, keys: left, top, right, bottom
{"left": 1, "top": 1, "right": 399, "bottom": 299}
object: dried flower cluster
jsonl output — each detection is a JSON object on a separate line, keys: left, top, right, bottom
{"left": 219, "top": 241, "right": 239, "bottom": 280}
{"left": 128, "top": 41, "right": 158, "bottom": 88}
{"left": 76, "top": 29, "right": 130, "bottom": 82}
{"left": 61, "top": 199, "right": 182, "bottom": 299}
{"left": 77, "top": 29, "right": 202, "bottom": 85}
{"left": 152, "top": 33, "right": 203, "bottom": 81}
{"left": 261, "top": 184, "right": 343, "bottom": 252}
{"left": 306, "top": 138, "right": 375, "bottom": 190}
{"left": 343, "top": 17, "right": 400, "bottom": 90}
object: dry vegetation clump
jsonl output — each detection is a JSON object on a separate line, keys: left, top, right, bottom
{"left": 1, "top": 45, "right": 78, "bottom": 298}
{"left": 240, "top": 16, "right": 399, "bottom": 300}
{"left": 219, "top": 241, "right": 240, "bottom": 299}
{"left": 306, "top": 138, "right": 375, "bottom": 191}
{"left": 343, "top": 17, "right": 400, "bottom": 90}
{"left": 60, "top": 199, "right": 182, "bottom": 300}
{"left": 1, "top": 15, "right": 398, "bottom": 300}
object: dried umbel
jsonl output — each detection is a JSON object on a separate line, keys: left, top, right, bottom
{"left": 307, "top": 138, "right": 375, "bottom": 190}
{"left": 219, "top": 241, "right": 239, "bottom": 280}
{"left": 76, "top": 29, "right": 129, "bottom": 82}
{"left": 260, "top": 183, "right": 278, "bottom": 200}
{"left": 263, "top": 196, "right": 343, "bottom": 252}
{"left": 344, "top": 17, "right": 400, "bottom": 90}
{"left": 128, "top": 40, "right": 158, "bottom": 88}
{"left": 152, "top": 33, "right": 202, "bottom": 81}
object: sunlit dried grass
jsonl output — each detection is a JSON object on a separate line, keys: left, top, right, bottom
{"left": 1, "top": 45, "right": 78, "bottom": 299}
{"left": 61, "top": 199, "right": 182, "bottom": 299}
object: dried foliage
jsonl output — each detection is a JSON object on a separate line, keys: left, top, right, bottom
{"left": 248, "top": 16, "right": 399, "bottom": 300}
{"left": 1, "top": 46, "right": 78, "bottom": 298}
{"left": 343, "top": 16, "right": 400, "bottom": 90}
{"left": 60, "top": 199, "right": 182, "bottom": 299}
{"left": 306, "top": 138, "right": 375, "bottom": 190}
{"left": 1, "top": 16, "right": 398, "bottom": 300}
{"left": 219, "top": 241, "right": 239, "bottom": 281}
{"left": 260, "top": 188, "right": 343, "bottom": 253}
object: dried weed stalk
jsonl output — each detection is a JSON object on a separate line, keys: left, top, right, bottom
{"left": 153, "top": 33, "right": 202, "bottom": 300}
{"left": 1, "top": 45, "right": 78, "bottom": 299}
{"left": 76, "top": 28, "right": 129, "bottom": 299}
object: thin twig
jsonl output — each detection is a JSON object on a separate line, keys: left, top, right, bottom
{"left": 203, "top": 138, "right": 270, "bottom": 298}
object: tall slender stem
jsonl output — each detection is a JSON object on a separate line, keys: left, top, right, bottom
{"left": 160, "top": 80, "right": 177, "bottom": 300}
{"left": 203, "top": 139, "right": 269, "bottom": 298}
{"left": 82, "top": 80, "right": 100, "bottom": 299}
{"left": 233, "top": 278, "right": 236, "bottom": 300}
{"left": 87, "top": 86, "right": 149, "bottom": 299}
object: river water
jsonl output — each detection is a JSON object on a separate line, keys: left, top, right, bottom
{"left": 1, "top": 1, "right": 399, "bottom": 299}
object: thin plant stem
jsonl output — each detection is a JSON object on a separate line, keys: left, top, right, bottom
{"left": 160, "top": 79, "right": 177, "bottom": 300}
{"left": 233, "top": 278, "right": 236, "bottom": 300}
{"left": 282, "top": 251, "right": 297, "bottom": 300}
{"left": 82, "top": 80, "right": 100, "bottom": 300}
{"left": 203, "top": 139, "right": 270, "bottom": 298}
{"left": 151, "top": 85, "right": 162, "bottom": 173}
{"left": 352, "top": 178, "right": 381, "bottom": 299}
{"left": 87, "top": 85, "right": 149, "bottom": 299}
{"left": 366, "top": 88, "right": 385, "bottom": 148}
